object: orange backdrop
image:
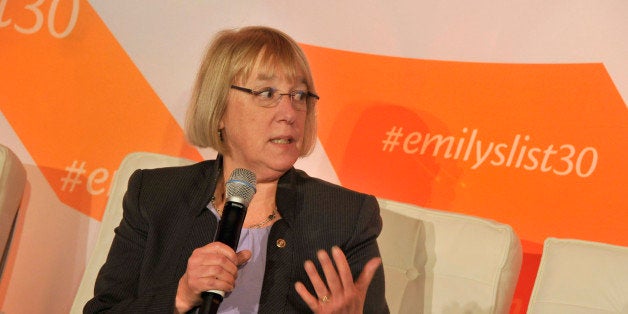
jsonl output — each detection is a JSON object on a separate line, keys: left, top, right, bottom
{"left": 302, "top": 44, "right": 628, "bottom": 311}
{"left": 1, "top": 1, "right": 627, "bottom": 312}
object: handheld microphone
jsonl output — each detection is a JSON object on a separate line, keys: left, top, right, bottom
{"left": 200, "top": 168, "right": 256, "bottom": 314}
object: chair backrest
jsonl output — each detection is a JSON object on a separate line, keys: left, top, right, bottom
{"left": 0, "top": 144, "right": 27, "bottom": 278}
{"left": 70, "top": 152, "right": 194, "bottom": 313}
{"left": 527, "top": 237, "right": 628, "bottom": 314}
{"left": 377, "top": 198, "right": 522, "bottom": 314}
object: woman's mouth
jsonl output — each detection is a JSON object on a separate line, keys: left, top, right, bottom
{"left": 270, "top": 137, "right": 293, "bottom": 144}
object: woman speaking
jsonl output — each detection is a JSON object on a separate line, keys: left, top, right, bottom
{"left": 85, "top": 26, "right": 388, "bottom": 314}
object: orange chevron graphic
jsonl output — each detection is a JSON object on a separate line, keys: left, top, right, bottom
{"left": 301, "top": 44, "right": 628, "bottom": 310}
{"left": 0, "top": 0, "right": 201, "bottom": 220}
{"left": 302, "top": 44, "right": 627, "bottom": 247}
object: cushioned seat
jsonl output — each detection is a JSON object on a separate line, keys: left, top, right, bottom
{"left": 71, "top": 152, "right": 194, "bottom": 313}
{"left": 377, "top": 198, "right": 522, "bottom": 314}
{"left": 527, "top": 237, "right": 628, "bottom": 314}
{"left": 0, "top": 144, "right": 27, "bottom": 279}
{"left": 72, "top": 153, "right": 524, "bottom": 313}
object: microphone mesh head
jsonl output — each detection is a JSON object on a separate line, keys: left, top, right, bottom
{"left": 225, "top": 168, "right": 256, "bottom": 206}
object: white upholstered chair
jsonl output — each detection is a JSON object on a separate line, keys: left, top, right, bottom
{"left": 376, "top": 198, "right": 522, "bottom": 314}
{"left": 0, "top": 144, "right": 27, "bottom": 279}
{"left": 527, "top": 237, "right": 628, "bottom": 314}
{"left": 71, "top": 152, "right": 194, "bottom": 313}
{"left": 71, "top": 152, "right": 524, "bottom": 313}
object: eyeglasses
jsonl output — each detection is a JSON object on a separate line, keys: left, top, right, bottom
{"left": 230, "top": 85, "right": 319, "bottom": 111}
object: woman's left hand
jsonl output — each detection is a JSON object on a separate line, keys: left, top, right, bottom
{"left": 294, "top": 246, "right": 382, "bottom": 313}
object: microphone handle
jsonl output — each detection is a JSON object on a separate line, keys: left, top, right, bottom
{"left": 199, "top": 200, "right": 247, "bottom": 314}
{"left": 214, "top": 201, "right": 247, "bottom": 249}
{"left": 199, "top": 292, "right": 223, "bottom": 314}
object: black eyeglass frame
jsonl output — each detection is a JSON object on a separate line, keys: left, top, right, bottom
{"left": 230, "top": 85, "right": 320, "bottom": 105}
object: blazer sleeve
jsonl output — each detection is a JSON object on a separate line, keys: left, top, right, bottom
{"left": 344, "top": 194, "right": 389, "bottom": 314}
{"left": 83, "top": 169, "right": 179, "bottom": 313}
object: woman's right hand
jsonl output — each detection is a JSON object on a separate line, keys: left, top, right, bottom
{"left": 174, "top": 242, "right": 252, "bottom": 313}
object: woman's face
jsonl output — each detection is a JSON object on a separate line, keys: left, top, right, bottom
{"left": 220, "top": 65, "right": 308, "bottom": 182}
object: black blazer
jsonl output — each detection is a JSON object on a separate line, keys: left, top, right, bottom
{"left": 85, "top": 157, "right": 388, "bottom": 313}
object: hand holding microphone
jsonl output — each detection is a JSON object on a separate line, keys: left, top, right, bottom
{"left": 175, "top": 168, "right": 256, "bottom": 314}
{"left": 200, "top": 168, "right": 256, "bottom": 314}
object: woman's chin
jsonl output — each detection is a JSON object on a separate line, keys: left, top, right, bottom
{"left": 256, "top": 158, "right": 298, "bottom": 179}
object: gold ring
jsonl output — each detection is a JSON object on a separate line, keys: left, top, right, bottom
{"left": 321, "top": 295, "right": 330, "bottom": 303}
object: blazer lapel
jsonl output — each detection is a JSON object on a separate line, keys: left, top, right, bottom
{"left": 259, "top": 168, "right": 302, "bottom": 313}
{"left": 173, "top": 157, "right": 223, "bottom": 277}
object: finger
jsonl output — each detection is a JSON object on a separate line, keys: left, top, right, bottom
{"left": 188, "top": 248, "right": 240, "bottom": 284}
{"left": 201, "top": 242, "right": 239, "bottom": 264}
{"left": 331, "top": 246, "right": 355, "bottom": 289}
{"left": 294, "top": 281, "right": 320, "bottom": 311}
{"left": 185, "top": 265, "right": 235, "bottom": 293}
{"left": 201, "top": 252, "right": 239, "bottom": 277}
{"left": 187, "top": 251, "right": 236, "bottom": 279}
{"left": 198, "top": 243, "right": 241, "bottom": 274}
{"left": 317, "top": 249, "right": 343, "bottom": 296}
{"left": 355, "top": 257, "right": 382, "bottom": 292}
{"left": 204, "top": 270, "right": 235, "bottom": 292}
{"left": 236, "top": 249, "right": 252, "bottom": 266}
{"left": 303, "top": 259, "right": 330, "bottom": 298}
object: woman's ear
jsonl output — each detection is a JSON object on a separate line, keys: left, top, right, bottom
{"left": 218, "top": 118, "right": 225, "bottom": 132}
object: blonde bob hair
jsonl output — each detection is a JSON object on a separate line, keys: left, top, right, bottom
{"left": 185, "top": 26, "right": 318, "bottom": 156}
